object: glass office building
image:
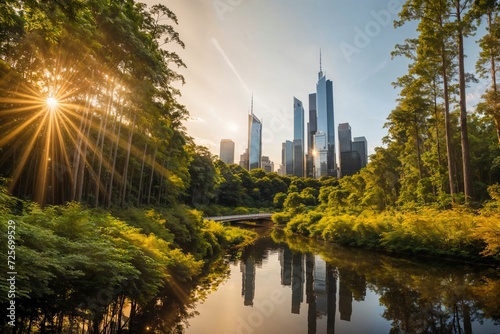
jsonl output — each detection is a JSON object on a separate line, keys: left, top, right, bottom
{"left": 306, "top": 93, "right": 317, "bottom": 177}
{"left": 352, "top": 137, "right": 368, "bottom": 168}
{"left": 282, "top": 140, "right": 293, "bottom": 175}
{"left": 219, "top": 139, "right": 235, "bottom": 164}
{"left": 314, "top": 131, "right": 328, "bottom": 178}
{"left": 293, "top": 97, "right": 305, "bottom": 177}
{"left": 248, "top": 112, "right": 262, "bottom": 171}
{"left": 338, "top": 123, "right": 352, "bottom": 154}
{"left": 314, "top": 56, "right": 336, "bottom": 177}
{"left": 338, "top": 123, "right": 367, "bottom": 177}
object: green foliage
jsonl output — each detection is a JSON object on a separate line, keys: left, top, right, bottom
{"left": 273, "top": 192, "right": 287, "bottom": 209}
{"left": 0, "top": 0, "right": 192, "bottom": 208}
{"left": 0, "top": 190, "right": 256, "bottom": 331}
{"left": 272, "top": 211, "right": 292, "bottom": 225}
{"left": 280, "top": 198, "right": 498, "bottom": 261}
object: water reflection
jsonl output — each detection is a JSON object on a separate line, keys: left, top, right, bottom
{"left": 179, "top": 231, "right": 500, "bottom": 334}
{"left": 241, "top": 256, "right": 255, "bottom": 306}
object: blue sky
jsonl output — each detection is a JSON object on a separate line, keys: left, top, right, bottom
{"left": 145, "top": 0, "right": 485, "bottom": 167}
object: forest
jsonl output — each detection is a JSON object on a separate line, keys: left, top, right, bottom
{"left": 1, "top": 0, "right": 500, "bottom": 332}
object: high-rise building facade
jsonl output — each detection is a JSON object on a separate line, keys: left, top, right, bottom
{"left": 313, "top": 54, "right": 336, "bottom": 178}
{"left": 338, "top": 123, "right": 352, "bottom": 154}
{"left": 314, "top": 131, "right": 328, "bottom": 178}
{"left": 352, "top": 137, "right": 368, "bottom": 168}
{"left": 306, "top": 93, "right": 317, "bottom": 177}
{"left": 239, "top": 148, "right": 249, "bottom": 170}
{"left": 293, "top": 97, "right": 305, "bottom": 177}
{"left": 248, "top": 100, "right": 262, "bottom": 171}
{"left": 261, "top": 156, "right": 274, "bottom": 173}
{"left": 282, "top": 140, "right": 293, "bottom": 175}
{"left": 219, "top": 139, "right": 235, "bottom": 164}
{"left": 338, "top": 123, "right": 367, "bottom": 177}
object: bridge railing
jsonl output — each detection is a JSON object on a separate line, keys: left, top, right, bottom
{"left": 204, "top": 213, "right": 273, "bottom": 223}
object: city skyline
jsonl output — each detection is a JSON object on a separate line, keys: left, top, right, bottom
{"left": 144, "top": 0, "right": 485, "bottom": 166}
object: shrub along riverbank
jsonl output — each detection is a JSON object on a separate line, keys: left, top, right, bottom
{"left": 0, "top": 188, "right": 257, "bottom": 333}
{"left": 272, "top": 187, "right": 500, "bottom": 263}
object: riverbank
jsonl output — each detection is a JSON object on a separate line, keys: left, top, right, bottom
{"left": 273, "top": 206, "right": 500, "bottom": 264}
{"left": 0, "top": 190, "right": 257, "bottom": 333}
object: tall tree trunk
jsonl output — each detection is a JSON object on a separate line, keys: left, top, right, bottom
{"left": 76, "top": 107, "right": 95, "bottom": 202}
{"left": 70, "top": 97, "right": 88, "bottom": 201}
{"left": 147, "top": 146, "right": 157, "bottom": 205}
{"left": 433, "top": 79, "right": 442, "bottom": 169}
{"left": 456, "top": 1, "right": 472, "bottom": 201}
{"left": 94, "top": 78, "right": 116, "bottom": 207}
{"left": 120, "top": 113, "right": 136, "bottom": 207}
{"left": 487, "top": 11, "right": 500, "bottom": 145}
{"left": 137, "top": 142, "right": 148, "bottom": 206}
{"left": 414, "top": 115, "right": 423, "bottom": 180}
{"left": 441, "top": 44, "right": 457, "bottom": 198}
{"left": 106, "top": 103, "right": 125, "bottom": 207}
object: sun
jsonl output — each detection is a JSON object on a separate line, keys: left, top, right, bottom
{"left": 46, "top": 97, "right": 59, "bottom": 110}
{"left": 227, "top": 122, "right": 238, "bottom": 132}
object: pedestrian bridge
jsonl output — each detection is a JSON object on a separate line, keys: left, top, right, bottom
{"left": 204, "top": 213, "right": 273, "bottom": 223}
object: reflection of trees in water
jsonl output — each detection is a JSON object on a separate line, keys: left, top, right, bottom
{"left": 130, "top": 254, "right": 232, "bottom": 333}
{"left": 134, "top": 231, "right": 499, "bottom": 333}
{"left": 272, "top": 229, "right": 500, "bottom": 334}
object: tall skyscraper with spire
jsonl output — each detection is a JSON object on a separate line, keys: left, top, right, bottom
{"left": 313, "top": 50, "right": 337, "bottom": 178}
{"left": 247, "top": 95, "right": 262, "bottom": 170}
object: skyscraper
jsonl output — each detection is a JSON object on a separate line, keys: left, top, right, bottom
{"left": 248, "top": 98, "right": 262, "bottom": 171}
{"left": 261, "top": 156, "right": 274, "bottom": 173}
{"left": 293, "top": 97, "right": 305, "bottom": 177}
{"left": 219, "top": 139, "right": 235, "bottom": 164}
{"left": 314, "top": 131, "right": 328, "bottom": 178}
{"left": 338, "top": 123, "right": 352, "bottom": 154}
{"left": 282, "top": 140, "right": 293, "bottom": 175}
{"left": 314, "top": 52, "right": 336, "bottom": 178}
{"left": 338, "top": 123, "right": 366, "bottom": 177}
{"left": 352, "top": 136, "right": 368, "bottom": 168}
{"left": 239, "top": 148, "right": 249, "bottom": 170}
{"left": 306, "top": 93, "right": 317, "bottom": 177}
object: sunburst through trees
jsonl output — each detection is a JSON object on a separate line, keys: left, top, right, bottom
{"left": 0, "top": 1, "right": 189, "bottom": 207}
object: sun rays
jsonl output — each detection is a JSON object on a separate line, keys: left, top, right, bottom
{"left": 0, "top": 73, "right": 83, "bottom": 205}
{"left": 0, "top": 60, "right": 179, "bottom": 206}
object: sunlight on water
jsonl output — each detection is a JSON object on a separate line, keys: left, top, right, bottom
{"left": 179, "top": 233, "right": 500, "bottom": 334}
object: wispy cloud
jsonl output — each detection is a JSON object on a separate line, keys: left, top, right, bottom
{"left": 211, "top": 38, "right": 251, "bottom": 95}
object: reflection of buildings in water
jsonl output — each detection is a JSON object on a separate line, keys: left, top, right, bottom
{"left": 291, "top": 252, "right": 304, "bottom": 314}
{"left": 326, "top": 263, "right": 337, "bottom": 334}
{"left": 305, "top": 255, "right": 337, "bottom": 334}
{"left": 338, "top": 272, "right": 353, "bottom": 321}
{"left": 278, "top": 248, "right": 361, "bottom": 331}
{"left": 314, "top": 255, "right": 328, "bottom": 316}
{"left": 306, "top": 254, "right": 317, "bottom": 334}
{"left": 240, "top": 256, "right": 255, "bottom": 306}
{"left": 279, "top": 247, "right": 293, "bottom": 286}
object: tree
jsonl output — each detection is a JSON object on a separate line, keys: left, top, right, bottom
{"left": 186, "top": 145, "right": 220, "bottom": 206}
{"left": 0, "top": 0, "right": 189, "bottom": 208}
{"left": 474, "top": 0, "right": 500, "bottom": 144}
{"left": 396, "top": 0, "right": 476, "bottom": 201}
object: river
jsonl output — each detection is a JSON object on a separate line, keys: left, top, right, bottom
{"left": 155, "top": 228, "right": 500, "bottom": 334}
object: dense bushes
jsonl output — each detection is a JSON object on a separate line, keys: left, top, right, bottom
{"left": 275, "top": 182, "right": 500, "bottom": 262}
{"left": 0, "top": 190, "right": 256, "bottom": 333}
